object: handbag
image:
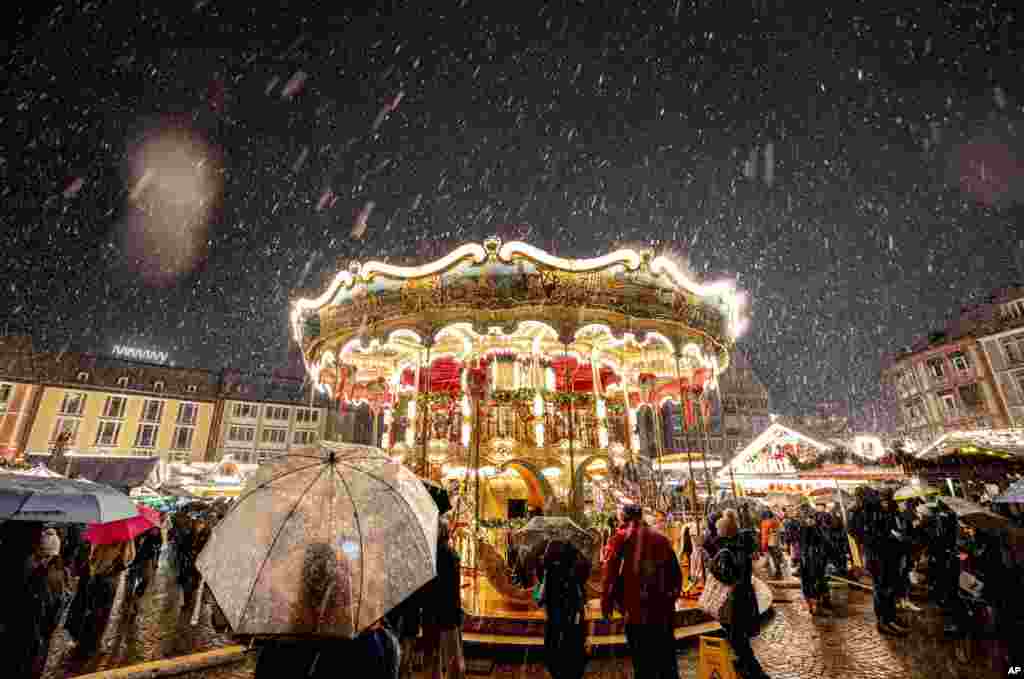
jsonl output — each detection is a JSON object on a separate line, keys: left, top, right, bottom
{"left": 698, "top": 570, "right": 735, "bottom": 622}
{"left": 532, "top": 576, "right": 546, "bottom": 605}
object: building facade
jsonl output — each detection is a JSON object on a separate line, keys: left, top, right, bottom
{"left": 24, "top": 353, "right": 220, "bottom": 464}
{"left": 211, "top": 369, "right": 328, "bottom": 464}
{"left": 0, "top": 336, "right": 41, "bottom": 457}
{"left": 975, "top": 287, "right": 1024, "bottom": 427}
{"left": 883, "top": 331, "right": 1008, "bottom": 447}
{"left": 0, "top": 337, "right": 328, "bottom": 464}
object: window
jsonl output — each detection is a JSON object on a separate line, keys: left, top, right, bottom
{"left": 1002, "top": 335, "right": 1024, "bottom": 365}
{"left": 1014, "top": 371, "right": 1024, "bottom": 402}
{"left": 261, "top": 428, "right": 288, "bottom": 444}
{"left": 60, "top": 392, "right": 86, "bottom": 415}
{"left": 134, "top": 423, "right": 159, "bottom": 448}
{"left": 172, "top": 426, "right": 194, "bottom": 450}
{"left": 293, "top": 430, "right": 317, "bottom": 445}
{"left": 264, "top": 405, "right": 289, "bottom": 421}
{"left": 228, "top": 425, "right": 255, "bottom": 442}
{"left": 50, "top": 418, "right": 79, "bottom": 444}
{"left": 176, "top": 402, "right": 198, "bottom": 425}
{"left": 958, "top": 383, "right": 982, "bottom": 409}
{"left": 906, "top": 399, "right": 926, "bottom": 423}
{"left": 0, "top": 383, "right": 11, "bottom": 412}
{"left": 141, "top": 399, "right": 164, "bottom": 422}
{"left": 939, "top": 391, "right": 958, "bottom": 415}
{"left": 927, "top": 357, "right": 946, "bottom": 380}
{"left": 233, "top": 403, "right": 258, "bottom": 418}
{"left": 1003, "top": 300, "right": 1024, "bottom": 320}
{"left": 95, "top": 421, "right": 121, "bottom": 446}
{"left": 102, "top": 396, "right": 127, "bottom": 419}
{"left": 950, "top": 351, "right": 970, "bottom": 373}
{"left": 117, "top": 376, "right": 130, "bottom": 388}
{"left": 154, "top": 380, "right": 165, "bottom": 392}
{"left": 187, "top": 385, "right": 198, "bottom": 393}
{"left": 295, "top": 408, "right": 319, "bottom": 425}
{"left": 76, "top": 372, "right": 89, "bottom": 382}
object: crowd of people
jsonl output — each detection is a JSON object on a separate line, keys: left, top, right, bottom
{"left": 0, "top": 519, "right": 163, "bottom": 678}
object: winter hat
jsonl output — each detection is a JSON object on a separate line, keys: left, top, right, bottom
{"left": 38, "top": 528, "right": 61, "bottom": 558}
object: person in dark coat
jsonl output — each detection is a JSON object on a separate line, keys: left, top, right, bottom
{"left": 798, "top": 508, "right": 829, "bottom": 615}
{"left": 601, "top": 504, "right": 682, "bottom": 679}
{"left": 422, "top": 518, "right": 464, "bottom": 679}
{"left": 10, "top": 527, "right": 68, "bottom": 679}
{"left": 125, "top": 527, "right": 163, "bottom": 616}
{"left": 862, "top": 490, "right": 910, "bottom": 636}
{"left": 385, "top": 578, "right": 427, "bottom": 679}
{"left": 707, "top": 510, "right": 769, "bottom": 679}
{"left": 539, "top": 539, "right": 591, "bottom": 679}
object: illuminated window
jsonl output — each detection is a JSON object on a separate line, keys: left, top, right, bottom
{"left": 264, "top": 406, "right": 289, "bottom": 421}
{"left": 261, "top": 428, "right": 288, "bottom": 444}
{"left": 95, "top": 421, "right": 121, "bottom": 446}
{"left": 0, "top": 383, "right": 11, "bottom": 413}
{"left": 60, "top": 392, "right": 86, "bottom": 415}
{"left": 141, "top": 399, "right": 164, "bottom": 422}
{"left": 176, "top": 402, "right": 198, "bottom": 425}
{"left": 293, "top": 430, "right": 317, "bottom": 445}
{"left": 153, "top": 381, "right": 165, "bottom": 392}
{"left": 117, "top": 377, "right": 130, "bottom": 388}
{"left": 102, "top": 396, "right": 127, "bottom": 419}
{"left": 228, "top": 425, "right": 255, "bottom": 442}
{"left": 76, "top": 372, "right": 89, "bottom": 382}
{"left": 172, "top": 426, "right": 194, "bottom": 450}
{"left": 295, "top": 408, "right": 320, "bottom": 425}
{"left": 950, "top": 352, "right": 970, "bottom": 373}
{"left": 927, "top": 358, "right": 945, "bottom": 380}
{"left": 939, "top": 391, "right": 957, "bottom": 415}
{"left": 134, "top": 423, "right": 159, "bottom": 448}
{"left": 233, "top": 403, "right": 258, "bottom": 418}
{"left": 1002, "top": 335, "right": 1024, "bottom": 365}
{"left": 50, "top": 418, "right": 79, "bottom": 444}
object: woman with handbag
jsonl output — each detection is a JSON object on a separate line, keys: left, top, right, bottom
{"left": 701, "top": 510, "right": 770, "bottom": 679}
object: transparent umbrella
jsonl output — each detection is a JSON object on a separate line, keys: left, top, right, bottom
{"left": 196, "top": 443, "right": 438, "bottom": 639}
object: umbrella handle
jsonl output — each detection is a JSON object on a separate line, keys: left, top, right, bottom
{"left": 191, "top": 576, "right": 205, "bottom": 626}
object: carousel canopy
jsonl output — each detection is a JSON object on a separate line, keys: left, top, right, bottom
{"left": 291, "top": 237, "right": 746, "bottom": 392}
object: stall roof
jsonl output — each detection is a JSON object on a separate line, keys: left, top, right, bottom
{"left": 718, "top": 422, "right": 833, "bottom": 479}
{"left": 26, "top": 453, "right": 160, "bottom": 489}
{"left": 916, "top": 429, "right": 1024, "bottom": 461}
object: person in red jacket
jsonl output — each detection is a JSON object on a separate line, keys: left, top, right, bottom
{"left": 601, "top": 504, "right": 682, "bottom": 679}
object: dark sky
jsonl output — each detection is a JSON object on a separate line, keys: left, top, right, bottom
{"left": 2, "top": 1, "right": 1023, "bottom": 417}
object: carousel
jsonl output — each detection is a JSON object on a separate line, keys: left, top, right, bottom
{"left": 290, "top": 236, "right": 770, "bottom": 646}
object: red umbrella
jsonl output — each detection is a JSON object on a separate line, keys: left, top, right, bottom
{"left": 84, "top": 504, "right": 163, "bottom": 545}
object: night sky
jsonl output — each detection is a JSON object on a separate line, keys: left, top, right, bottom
{"left": 2, "top": 1, "right": 1023, "bottom": 418}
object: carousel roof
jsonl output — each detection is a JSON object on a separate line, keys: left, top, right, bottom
{"left": 291, "top": 237, "right": 746, "bottom": 384}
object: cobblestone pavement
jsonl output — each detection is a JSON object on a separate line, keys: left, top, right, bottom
{"left": 46, "top": 554, "right": 1008, "bottom": 679}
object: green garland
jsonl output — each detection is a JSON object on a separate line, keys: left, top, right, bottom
{"left": 478, "top": 518, "right": 530, "bottom": 530}
{"left": 606, "top": 401, "right": 626, "bottom": 416}
{"left": 551, "top": 392, "right": 593, "bottom": 408}
{"left": 491, "top": 387, "right": 543, "bottom": 405}
{"left": 416, "top": 392, "right": 458, "bottom": 408}
{"left": 785, "top": 446, "right": 898, "bottom": 472}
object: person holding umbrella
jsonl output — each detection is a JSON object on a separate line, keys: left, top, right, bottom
{"left": 538, "top": 538, "right": 591, "bottom": 679}
{"left": 253, "top": 541, "right": 400, "bottom": 679}
{"left": 196, "top": 445, "right": 440, "bottom": 679}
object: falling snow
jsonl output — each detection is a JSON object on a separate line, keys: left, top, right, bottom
{"left": 0, "top": 3, "right": 1021, "bottom": 414}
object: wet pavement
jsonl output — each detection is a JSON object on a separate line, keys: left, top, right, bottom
{"left": 47, "top": 553, "right": 1007, "bottom": 679}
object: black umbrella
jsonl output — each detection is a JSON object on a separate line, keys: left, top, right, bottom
{"left": 422, "top": 478, "right": 451, "bottom": 514}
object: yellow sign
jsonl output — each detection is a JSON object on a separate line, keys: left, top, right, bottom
{"left": 698, "top": 636, "right": 737, "bottom": 679}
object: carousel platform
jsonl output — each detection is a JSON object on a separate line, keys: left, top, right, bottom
{"left": 460, "top": 573, "right": 774, "bottom": 648}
